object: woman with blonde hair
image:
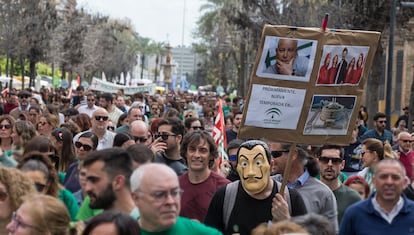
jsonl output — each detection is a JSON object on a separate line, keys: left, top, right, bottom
{"left": 6, "top": 194, "right": 70, "bottom": 235}
{"left": 37, "top": 113, "right": 59, "bottom": 138}
{"left": 358, "top": 138, "right": 393, "bottom": 192}
{"left": 0, "top": 167, "right": 36, "bottom": 234}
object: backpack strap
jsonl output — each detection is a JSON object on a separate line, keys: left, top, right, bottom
{"left": 223, "top": 181, "right": 239, "bottom": 230}
{"left": 274, "top": 180, "right": 292, "bottom": 215}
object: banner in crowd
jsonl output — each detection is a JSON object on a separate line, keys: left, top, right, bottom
{"left": 238, "top": 25, "right": 381, "bottom": 145}
{"left": 90, "top": 77, "right": 156, "bottom": 95}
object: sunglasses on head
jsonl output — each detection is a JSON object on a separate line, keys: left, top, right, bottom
{"left": 75, "top": 141, "right": 93, "bottom": 151}
{"left": 319, "top": 156, "right": 343, "bottom": 164}
{"left": 0, "top": 124, "right": 11, "bottom": 129}
{"left": 154, "top": 133, "right": 176, "bottom": 140}
{"left": 271, "top": 150, "right": 289, "bottom": 158}
{"left": 94, "top": 116, "right": 109, "bottom": 121}
{"left": 34, "top": 182, "right": 46, "bottom": 192}
{"left": 133, "top": 136, "right": 148, "bottom": 143}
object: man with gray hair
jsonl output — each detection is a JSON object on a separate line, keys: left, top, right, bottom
{"left": 340, "top": 159, "right": 414, "bottom": 235}
{"left": 395, "top": 131, "right": 414, "bottom": 181}
{"left": 130, "top": 163, "right": 222, "bottom": 234}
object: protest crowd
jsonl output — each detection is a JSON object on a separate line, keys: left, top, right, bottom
{"left": 0, "top": 84, "right": 413, "bottom": 235}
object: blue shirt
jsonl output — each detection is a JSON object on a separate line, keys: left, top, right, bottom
{"left": 287, "top": 169, "right": 310, "bottom": 189}
{"left": 360, "top": 129, "right": 393, "bottom": 145}
{"left": 339, "top": 194, "right": 414, "bottom": 235}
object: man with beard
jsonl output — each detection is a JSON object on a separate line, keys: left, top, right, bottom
{"left": 99, "top": 92, "right": 124, "bottom": 125}
{"left": 267, "top": 141, "right": 339, "bottom": 233}
{"left": 153, "top": 118, "right": 187, "bottom": 175}
{"left": 74, "top": 108, "right": 116, "bottom": 150}
{"left": 360, "top": 112, "right": 393, "bottom": 145}
{"left": 317, "top": 145, "right": 361, "bottom": 226}
{"left": 10, "top": 89, "right": 32, "bottom": 119}
{"left": 178, "top": 131, "right": 230, "bottom": 221}
{"left": 82, "top": 148, "right": 139, "bottom": 220}
{"left": 205, "top": 140, "right": 307, "bottom": 235}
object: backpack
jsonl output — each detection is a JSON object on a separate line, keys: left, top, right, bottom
{"left": 222, "top": 179, "right": 291, "bottom": 230}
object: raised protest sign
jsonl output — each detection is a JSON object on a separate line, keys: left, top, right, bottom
{"left": 90, "top": 77, "right": 156, "bottom": 95}
{"left": 238, "top": 25, "right": 381, "bottom": 145}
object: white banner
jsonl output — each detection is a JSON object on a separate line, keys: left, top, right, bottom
{"left": 90, "top": 77, "right": 156, "bottom": 95}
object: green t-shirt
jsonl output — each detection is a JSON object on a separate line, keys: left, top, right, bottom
{"left": 58, "top": 188, "right": 79, "bottom": 221}
{"left": 333, "top": 184, "right": 361, "bottom": 225}
{"left": 140, "top": 216, "right": 223, "bottom": 235}
{"left": 76, "top": 195, "right": 103, "bottom": 221}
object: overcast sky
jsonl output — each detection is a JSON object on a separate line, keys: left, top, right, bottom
{"left": 77, "top": 0, "right": 205, "bottom": 47}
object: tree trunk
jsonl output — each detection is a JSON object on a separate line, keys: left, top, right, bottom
{"left": 29, "top": 60, "right": 36, "bottom": 88}
{"left": 5, "top": 51, "right": 9, "bottom": 78}
{"left": 20, "top": 56, "right": 25, "bottom": 90}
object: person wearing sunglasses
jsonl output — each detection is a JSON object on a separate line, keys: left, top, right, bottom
{"left": 6, "top": 194, "right": 71, "bottom": 235}
{"left": 74, "top": 108, "right": 116, "bottom": 151}
{"left": 360, "top": 112, "right": 393, "bottom": 145}
{"left": 183, "top": 117, "right": 205, "bottom": 134}
{"left": 37, "top": 113, "right": 59, "bottom": 138}
{"left": 77, "top": 93, "right": 99, "bottom": 118}
{"left": 0, "top": 167, "right": 36, "bottom": 235}
{"left": 358, "top": 138, "right": 394, "bottom": 193}
{"left": 17, "top": 151, "right": 79, "bottom": 221}
{"left": 153, "top": 118, "right": 187, "bottom": 176}
{"left": 394, "top": 131, "right": 414, "bottom": 182}
{"left": 316, "top": 145, "right": 361, "bottom": 226}
{"left": 64, "top": 132, "right": 98, "bottom": 194}
{"left": 0, "top": 115, "right": 15, "bottom": 154}
{"left": 9, "top": 90, "right": 32, "bottom": 121}
{"left": 267, "top": 141, "right": 339, "bottom": 233}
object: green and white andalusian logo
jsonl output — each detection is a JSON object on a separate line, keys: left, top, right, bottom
{"left": 265, "top": 107, "right": 282, "bottom": 119}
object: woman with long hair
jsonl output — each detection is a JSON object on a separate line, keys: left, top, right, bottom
{"left": 37, "top": 113, "right": 59, "bottom": 138}
{"left": 344, "top": 57, "right": 357, "bottom": 84}
{"left": 328, "top": 54, "right": 339, "bottom": 84}
{"left": 51, "top": 127, "right": 76, "bottom": 173}
{"left": 357, "top": 138, "right": 394, "bottom": 192}
{"left": 317, "top": 53, "right": 331, "bottom": 84}
{"left": 64, "top": 132, "right": 98, "bottom": 193}
{"left": 9, "top": 121, "right": 37, "bottom": 163}
{"left": 17, "top": 150, "right": 79, "bottom": 221}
